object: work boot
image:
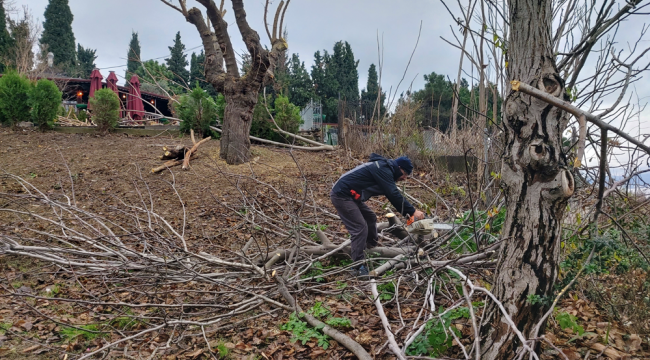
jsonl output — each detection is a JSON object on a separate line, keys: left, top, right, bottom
{"left": 349, "top": 265, "right": 370, "bottom": 280}
{"left": 357, "top": 265, "right": 369, "bottom": 279}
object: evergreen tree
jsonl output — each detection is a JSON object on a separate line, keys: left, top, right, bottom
{"left": 76, "top": 44, "right": 97, "bottom": 78}
{"left": 286, "top": 53, "right": 313, "bottom": 109}
{"left": 360, "top": 63, "right": 386, "bottom": 121}
{"left": 134, "top": 60, "right": 173, "bottom": 96}
{"left": 125, "top": 31, "right": 141, "bottom": 84}
{"left": 0, "top": 0, "right": 13, "bottom": 73}
{"left": 189, "top": 51, "right": 203, "bottom": 85}
{"left": 311, "top": 41, "right": 359, "bottom": 123}
{"left": 189, "top": 51, "right": 217, "bottom": 96}
{"left": 40, "top": 0, "right": 76, "bottom": 70}
{"left": 165, "top": 31, "right": 190, "bottom": 88}
{"left": 330, "top": 41, "right": 359, "bottom": 104}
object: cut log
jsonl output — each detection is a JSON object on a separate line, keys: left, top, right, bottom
{"left": 161, "top": 145, "right": 189, "bottom": 160}
{"left": 152, "top": 159, "right": 184, "bottom": 174}
{"left": 384, "top": 213, "right": 410, "bottom": 239}
{"left": 182, "top": 137, "right": 211, "bottom": 170}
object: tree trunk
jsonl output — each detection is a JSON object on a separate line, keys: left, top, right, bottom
{"left": 220, "top": 86, "right": 257, "bottom": 165}
{"left": 480, "top": 0, "right": 574, "bottom": 357}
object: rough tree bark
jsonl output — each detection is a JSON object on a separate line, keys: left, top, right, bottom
{"left": 480, "top": 0, "right": 575, "bottom": 357}
{"left": 162, "top": 0, "right": 288, "bottom": 165}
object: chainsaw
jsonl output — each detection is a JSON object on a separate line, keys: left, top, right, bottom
{"left": 405, "top": 216, "right": 454, "bottom": 236}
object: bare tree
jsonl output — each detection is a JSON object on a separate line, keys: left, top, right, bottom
{"left": 160, "top": 0, "right": 290, "bottom": 165}
{"left": 472, "top": 0, "right": 650, "bottom": 357}
{"left": 4, "top": 5, "right": 41, "bottom": 75}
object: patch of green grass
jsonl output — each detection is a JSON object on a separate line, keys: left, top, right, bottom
{"left": 0, "top": 322, "right": 11, "bottom": 334}
{"left": 309, "top": 302, "right": 330, "bottom": 318}
{"left": 44, "top": 284, "right": 61, "bottom": 297}
{"left": 211, "top": 339, "right": 230, "bottom": 359}
{"left": 301, "top": 261, "right": 326, "bottom": 283}
{"left": 325, "top": 317, "right": 351, "bottom": 328}
{"left": 406, "top": 306, "right": 471, "bottom": 357}
{"left": 280, "top": 312, "right": 331, "bottom": 350}
{"left": 59, "top": 324, "right": 108, "bottom": 342}
{"left": 377, "top": 281, "right": 395, "bottom": 301}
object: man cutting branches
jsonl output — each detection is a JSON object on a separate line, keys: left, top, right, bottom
{"left": 330, "top": 153, "right": 425, "bottom": 277}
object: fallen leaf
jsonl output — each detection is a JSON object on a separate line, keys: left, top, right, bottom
{"left": 185, "top": 348, "right": 204, "bottom": 358}
{"left": 626, "top": 334, "right": 641, "bottom": 353}
{"left": 310, "top": 349, "right": 326, "bottom": 358}
{"left": 21, "top": 344, "right": 40, "bottom": 353}
{"left": 355, "top": 332, "right": 373, "bottom": 346}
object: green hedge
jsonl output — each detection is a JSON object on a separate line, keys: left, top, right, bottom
{"left": 0, "top": 71, "right": 31, "bottom": 127}
{"left": 30, "top": 79, "right": 62, "bottom": 130}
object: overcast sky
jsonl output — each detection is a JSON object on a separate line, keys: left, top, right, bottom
{"left": 10, "top": 0, "right": 650, "bottom": 169}
{"left": 16, "top": 0, "right": 458, "bottom": 97}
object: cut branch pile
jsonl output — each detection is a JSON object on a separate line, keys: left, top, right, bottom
{"left": 56, "top": 115, "right": 91, "bottom": 127}
{"left": 151, "top": 130, "right": 210, "bottom": 173}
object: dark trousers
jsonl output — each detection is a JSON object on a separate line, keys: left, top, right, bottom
{"left": 330, "top": 192, "right": 378, "bottom": 262}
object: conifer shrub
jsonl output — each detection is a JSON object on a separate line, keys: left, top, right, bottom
{"left": 29, "top": 79, "right": 62, "bottom": 130}
{"left": 250, "top": 95, "right": 303, "bottom": 143}
{"left": 174, "top": 85, "right": 219, "bottom": 138}
{"left": 88, "top": 88, "right": 120, "bottom": 134}
{"left": 0, "top": 70, "right": 32, "bottom": 127}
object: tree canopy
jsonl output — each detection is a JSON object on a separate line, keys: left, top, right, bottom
{"left": 311, "top": 41, "right": 359, "bottom": 123}
{"left": 0, "top": 0, "right": 13, "bottom": 73}
{"left": 360, "top": 63, "right": 386, "bottom": 121}
{"left": 165, "top": 31, "right": 190, "bottom": 88}
{"left": 125, "top": 31, "right": 141, "bottom": 84}
{"left": 76, "top": 44, "right": 97, "bottom": 78}
{"left": 286, "top": 53, "right": 313, "bottom": 109}
{"left": 40, "top": 0, "right": 76, "bottom": 70}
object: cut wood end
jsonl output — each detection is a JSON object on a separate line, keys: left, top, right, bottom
{"left": 385, "top": 213, "right": 395, "bottom": 218}
{"left": 573, "top": 158, "right": 581, "bottom": 168}
{"left": 511, "top": 80, "right": 521, "bottom": 91}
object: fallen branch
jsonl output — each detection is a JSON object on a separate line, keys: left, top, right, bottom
{"left": 210, "top": 126, "right": 334, "bottom": 151}
{"left": 151, "top": 159, "right": 184, "bottom": 174}
{"left": 276, "top": 277, "right": 372, "bottom": 360}
{"left": 370, "top": 279, "right": 407, "bottom": 360}
{"left": 182, "top": 136, "right": 211, "bottom": 169}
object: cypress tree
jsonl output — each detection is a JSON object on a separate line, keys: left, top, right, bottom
{"left": 76, "top": 44, "right": 97, "bottom": 78}
{"left": 189, "top": 50, "right": 217, "bottom": 96}
{"left": 0, "top": 0, "right": 13, "bottom": 73}
{"left": 360, "top": 63, "right": 386, "bottom": 120}
{"left": 287, "top": 53, "right": 313, "bottom": 109}
{"left": 125, "top": 31, "right": 141, "bottom": 84}
{"left": 40, "top": 0, "right": 76, "bottom": 70}
{"left": 311, "top": 41, "right": 359, "bottom": 123}
{"left": 331, "top": 41, "right": 359, "bottom": 104}
{"left": 189, "top": 51, "right": 204, "bottom": 86}
{"left": 165, "top": 32, "right": 190, "bottom": 87}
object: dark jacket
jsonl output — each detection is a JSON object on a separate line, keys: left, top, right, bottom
{"left": 331, "top": 153, "right": 416, "bottom": 217}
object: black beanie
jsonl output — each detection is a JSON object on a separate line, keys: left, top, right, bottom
{"left": 395, "top": 156, "right": 413, "bottom": 175}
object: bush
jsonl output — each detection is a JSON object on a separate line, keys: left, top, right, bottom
{"left": 250, "top": 94, "right": 303, "bottom": 143}
{"left": 88, "top": 89, "right": 120, "bottom": 134}
{"left": 0, "top": 70, "right": 32, "bottom": 127}
{"left": 273, "top": 95, "right": 303, "bottom": 135}
{"left": 250, "top": 94, "right": 275, "bottom": 140}
{"left": 175, "top": 85, "right": 218, "bottom": 138}
{"left": 29, "top": 79, "right": 62, "bottom": 130}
